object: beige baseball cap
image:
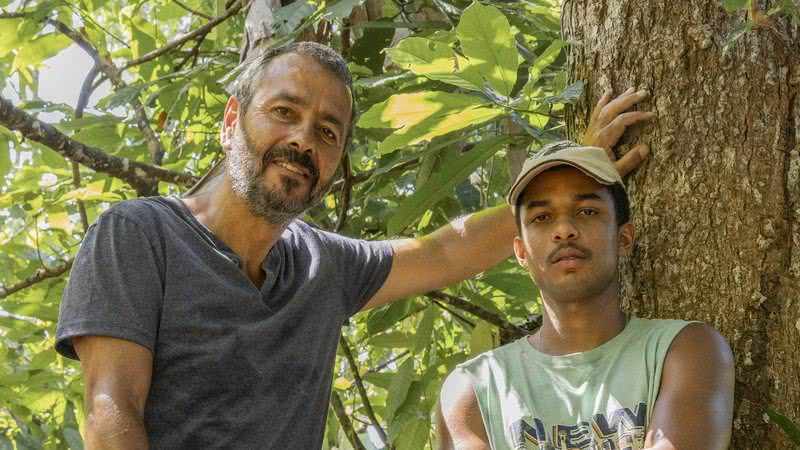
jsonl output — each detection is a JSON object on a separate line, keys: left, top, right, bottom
{"left": 506, "top": 141, "right": 623, "bottom": 215}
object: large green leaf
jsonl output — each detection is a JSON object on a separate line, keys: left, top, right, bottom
{"left": 456, "top": 1, "right": 519, "bottom": 96}
{"left": 366, "top": 298, "right": 427, "bottom": 335}
{"left": 385, "top": 37, "right": 482, "bottom": 91}
{"left": 12, "top": 33, "right": 72, "bottom": 70}
{"left": 413, "top": 306, "right": 438, "bottom": 354}
{"left": 0, "top": 18, "right": 24, "bottom": 58}
{"left": 358, "top": 91, "right": 502, "bottom": 155}
{"left": 387, "top": 135, "right": 512, "bottom": 235}
{"left": 469, "top": 321, "right": 498, "bottom": 357}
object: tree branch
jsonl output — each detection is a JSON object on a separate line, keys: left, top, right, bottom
{"left": 329, "top": 156, "right": 421, "bottom": 194}
{"left": 122, "top": 0, "right": 246, "bottom": 70}
{"left": 0, "top": 94, "right": 198, "bottom": 190}
{"left": 334, "top": 154, "right": 353, "bottom": 232}
{"left": 364, "top": 350, "right": 410, "bottom": 374}
{"left": 47, "top": 19, "right": 166, "bottom": 170}
{"left": 0, "top": 259, "right": 73, "bottom": 299}
{"left": 431, "top": 299, "right": 475, "bottom": 328}
{"left": 427, "top": 290, "right": 527, "bottom": 339}
{"left": 339, "top": 336, "right": 387, "bottom": 443}
{"left": 330, "top": 391, "right": 367, "bottom": 450}
{"left": 72, "top": 65, "right": 99, "bottom": 234}
{"left": 172, "top": 0, "right": 213, "bottom": 20}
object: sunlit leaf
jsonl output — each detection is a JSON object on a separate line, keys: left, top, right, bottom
{"left": 456, "top": 1, "right": 519, "bottom": 96}
{"left": 385, "top": 37, "right": 482, "bottom": 91}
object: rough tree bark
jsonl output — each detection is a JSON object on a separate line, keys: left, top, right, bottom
{"left": 563, "top": 0, "right": 799, "bottom": 447}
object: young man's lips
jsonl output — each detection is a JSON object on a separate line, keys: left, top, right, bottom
{"left": 550, "top": 248, "right": 587, "bottom": 264}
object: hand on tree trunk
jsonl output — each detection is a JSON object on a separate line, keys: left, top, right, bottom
{"left": 580, "top": 87, "right": 655, "bottom": 177}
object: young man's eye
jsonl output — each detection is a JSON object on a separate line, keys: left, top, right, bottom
{"left": 531, "top": 213, "right": 549, "bottom": 224}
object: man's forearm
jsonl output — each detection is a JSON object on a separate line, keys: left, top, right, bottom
{"left": 424, "top": 204, "right": 516, "bottom": 285}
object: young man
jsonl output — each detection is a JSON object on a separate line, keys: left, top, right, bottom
{"left": 437, "top": 143, "right": 735, "bottom": 450}
{"left": 55, "top": 41, "right": 652, "bottom": 448}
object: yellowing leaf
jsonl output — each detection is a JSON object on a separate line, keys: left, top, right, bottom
{"left": 385, "top": 37, "right": 482, "bottom": 91}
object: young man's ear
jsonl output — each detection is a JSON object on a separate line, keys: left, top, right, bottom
{"left": 220, "top": 96, "right": 240, "bottom": 150}
{"left": 513, "top": 236, "right": 529, "bottom": 269}
{"left": 617, "top": 222, "right": 635, "bottom": 255}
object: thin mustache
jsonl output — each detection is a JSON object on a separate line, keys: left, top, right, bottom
{"left": 547, "top": 242, "right": 592, "bottom": 263}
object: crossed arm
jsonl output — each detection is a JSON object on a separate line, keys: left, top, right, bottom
{"left": 436, "top": 324, "right": 735, "bottom": 450}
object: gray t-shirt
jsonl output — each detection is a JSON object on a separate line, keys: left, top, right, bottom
{"left": 55, "top": 196, "right": 393, "bottom": 449}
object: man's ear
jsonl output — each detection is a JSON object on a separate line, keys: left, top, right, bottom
{"left": 513, "top": 236, "right": 529, "bottom": 269}
{"left": 617, "top": 222, "right": 635, "bottom": 256}
{"left": 221, "top": 96, "right": 240, "bottom": 150}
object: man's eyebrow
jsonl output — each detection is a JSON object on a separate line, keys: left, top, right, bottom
{"left": 526, "top": 199, "right": 550, "bottom": 209}
{"left": 575, "top": 193, "right": 603, "bottom": 202}
{"left": 272, "top": 92, "right": 310, "bottom": 107}
{"left": 320, "top": 112, "right": 345, "bottom": 134}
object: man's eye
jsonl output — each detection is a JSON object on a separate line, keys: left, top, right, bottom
{"left": 275, "top": 107, "right": 290, "bottom": 115}
{"left": 578, "top": 208, "right": 598, "bottom": 216}
{"left": 321, "top": 127, "right": 337, "bottom": 141}
{"left": 531, "top": 214, "right": 549, "bottom": 224}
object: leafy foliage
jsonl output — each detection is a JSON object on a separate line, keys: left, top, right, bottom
{"left": 0, "top": 0, "right": 571, "bottom": 448}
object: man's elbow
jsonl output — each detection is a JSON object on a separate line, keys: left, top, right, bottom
{"left": 84, "top": 393, "right": 146, "bottom": 447}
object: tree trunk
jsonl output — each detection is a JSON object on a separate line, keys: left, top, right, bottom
{"left": 563, "top": 0, "right": 799, "bottom": 447}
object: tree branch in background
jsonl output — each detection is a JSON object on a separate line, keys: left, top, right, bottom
{"left": 172, "top": 0, "right": 213, "bottom": 20}
{"left": 330, "top": 391, "right": 367, "bottom": 450}
{"left": 364, "top": 350, "right": 410, "bottom": 374}
{"left": 0, "top": 259, "right": 74, "bottom": 299}
{"left": 72, "top": 65, "right": 100, "bottom": 234}
{"left": 47, "top": 19, "right": 167, "bottom": 170}
{"left": 330, "top": 156, "right": 421, "bottom": 194}
{"left": 431, "top": 299, "right": 475, "bottom": 328}
{"left": 334, "top": 154, "right": 353, "bottom": 232}
{"left": 0, "top": 95, "right": 198, "bottom": 190}
{"left": 122, "top": 0, "right": 246, "bottom": 70}
{"left": 427, "top": 290, "right": 527, "bottom": 339}
{"left": 339, "top": 335, "right": 388, "bottom": 443}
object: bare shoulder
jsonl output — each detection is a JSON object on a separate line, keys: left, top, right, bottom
{"left": 437, "top": 367, "right": 490, "bottom": 450}
{"left": 665, "top": 322, "right": 734, "bottom": 375}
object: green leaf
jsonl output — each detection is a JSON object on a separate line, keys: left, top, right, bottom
{"left": 385, "top": 37, "right": 482, "bottom": 90}
{"left": 0, "top": 436, "right": 12, "bottom": 450}
{"left": 385, "top": 359, "right": 414, "bottom": 421}
{"left": 96, "top": 83, "right": 151, "bottom": 110}
{"left": 369, "top": 331, "right": 415, "bottom": 349}
{"left": 62, "top": 428, "right": 84, "bottom": 450}
{"left": 723, "top": 0, "right": 749, "bottom": 13}
{"left": 413, "top": 306, "right": 438, "bottom": 354}
{"left": 273, "top": 1, "right": 316, "bottom": 36}
{"left": 366, "top": 299, "right": 428, "bottom": 335}
{"left": 363, "top": 372, "right": 394, "bottom": 390}
{"left": 456, "top": 1, "right": 519, "bottom": 96}
{"left": 542, "top": 80, "right": 584, "bottom": 105}
{"left": 12, "top": 33, "right": 72, "bottom": 70}
{"left": 481, "top": 272, "right": 537, "bottom": 301}
{"left": 767, "top": 409, "right": 800, "bottom": 445}
{"left": 0, "top": 138, "right": 10, "bottom": 188}
{"left": 321, "top": 0, "right": 364, "bottom": 19}
{"left": 358, "top": 91, "right": 502, "bottom": 155}
{"left": 387, "top": 135, "right": 511, "bottom": 235}
{"left": 350, "top": 20, "right": 395, "bottom": 75}
{"left": 522, "top": 39, "right": 565, "bottom": 99}
{"left": 469, "top": 321, "right": 498, "bottom": 357}
{"left": 0, "top": 18, "right": 24, "bottom": 58}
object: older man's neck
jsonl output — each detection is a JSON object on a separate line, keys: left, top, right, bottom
{"left": 182, "top": 179, "right": 287, "bottom": 284}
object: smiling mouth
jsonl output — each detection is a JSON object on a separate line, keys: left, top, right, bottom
{"left": 274, "top": 160, "right": 310, "bottom": 178}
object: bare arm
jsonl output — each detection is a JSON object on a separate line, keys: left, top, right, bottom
{"left": 74, "top": 336, "right": 153, "bottom": 450}
{"left": 363, "top": 204, "right": 516, "bottom": 310}
{"left": 645, "top": 323, "right": 735, "bottom": 450}
{"left": 437, "top": 367, "right": 491, "bottom": 450}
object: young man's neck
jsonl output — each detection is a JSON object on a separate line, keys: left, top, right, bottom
{"left": 530, "top": 281, "right": 626, "bottom": 356}
{"left": 181, "top": 176, "right": 288, "bottom": 286}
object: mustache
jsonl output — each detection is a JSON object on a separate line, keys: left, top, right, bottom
{"left": 262, "top": 146, "right": 320, "bottom": 181}
{"left": 547, "top": 242, "right": 592, "bottom": 263}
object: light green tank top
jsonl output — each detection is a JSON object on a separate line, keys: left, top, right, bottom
{"left": 460, "top": 317, "right": 690, "bottom": 450}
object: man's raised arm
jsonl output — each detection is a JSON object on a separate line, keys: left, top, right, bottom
{"left": 363, "top": 87, "right": 654, "bottom": 311}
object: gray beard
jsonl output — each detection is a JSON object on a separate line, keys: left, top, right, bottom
{"left": 226, "top": 126, "right": 334, "bottom": 226}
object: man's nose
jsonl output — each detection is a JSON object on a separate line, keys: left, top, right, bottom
{"left": 287, "top": 123, "right": 315, "bottom": 155}
{"left": 552, "top": 218, "right": 579, "bottom": 242}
